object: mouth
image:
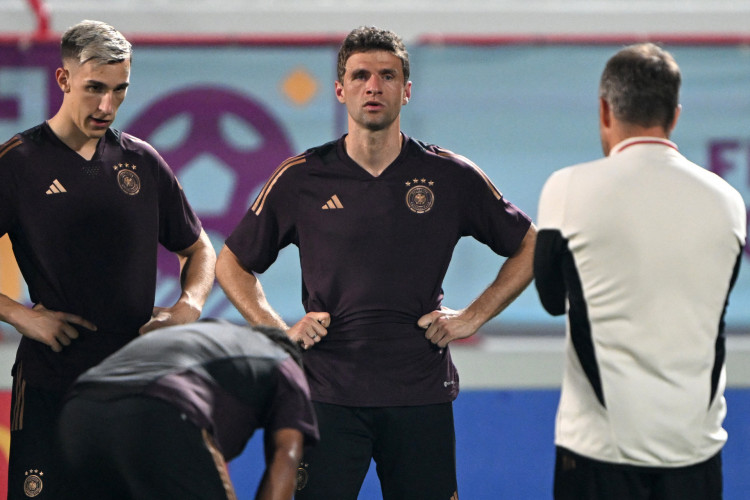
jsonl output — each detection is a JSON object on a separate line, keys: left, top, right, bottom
{"left": 89, "top": 116, "right": 111, "bottom": 128}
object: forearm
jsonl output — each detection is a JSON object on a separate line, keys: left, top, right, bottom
{"left": 421, "top": 226, "right": 537, "bottom": 347}
{"left": 0, "top": 293, "right": 30, "bottom": 331}
{"left": 254, "top": 450, "right": 299, "bottom": 500}
{"left": 0, "top": 294, "right": 97, "bottom": 350}
{"left": 256, "top": 428, "right": 304, "bottom": 500}
{"left": 463, "top": 225, "right": 537, "bottom": 329}
{"left": 174, "top": 230, "right": 216, "bottom": 316}
{"left": 216, "top": 246, "right": 288, "bottom": 329}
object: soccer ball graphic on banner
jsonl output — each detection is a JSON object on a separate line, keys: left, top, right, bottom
{"left": 124, "top": 86, "right": 294, "bottom": 316}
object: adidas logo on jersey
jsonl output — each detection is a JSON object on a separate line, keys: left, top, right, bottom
{"left": 322, "top": 195, "right": 344, "bottom": 210}
{"left": 46, "top": 179, "right": 67, "bottom": 195}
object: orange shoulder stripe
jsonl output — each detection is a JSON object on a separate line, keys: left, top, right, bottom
{"left": 0, "top": 138, "right": 22, "bottom": 161}
{"left": 438, "top": 150, "right": 503, "bottom": 200}
{"left": 251, "top": 154, "right": 307, "bottom": 215}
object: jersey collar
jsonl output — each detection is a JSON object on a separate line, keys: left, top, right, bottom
{"left": 611, "top": 137, "right": 678, "bottom": 156}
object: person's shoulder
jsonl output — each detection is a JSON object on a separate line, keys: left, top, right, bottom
{"left": 110, "top": 128, "right": 161, "bottom": 157}
{"left": 301, "top": 137, "right": 345, "bottom": 170}
{"left": 542, "top": 157, "right": 605, "bottom": 193}
{"left": 685, "top": 158, "right": 746, "bottom": 210}
{"left": 0, "top": 135, "right": 23, "bottom": 165}
{"left": 555, "top": 158, "right": 602, "bottom": 176}
{"left": 267, "top": 138, "right": 338, "bottom": 183}
{"left": 0, "top": 124, "right": 47, "bottom": 166}
{"left": 408, "top": 137, "right": 484, "bottom": 172}
{"left": 408, "top": 138, "right": 504, "bottom": 194}
{"left": 304, "top": 138, "right": 339, "bottom": 159}
{"left": 409, "top": 137, "right": 451, "bottom": 160}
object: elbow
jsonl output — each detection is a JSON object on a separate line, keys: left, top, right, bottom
{"left": 534, "top": 279, "right": 567, "bottom": 317}
{"left": 277, "top": 443, "right": 303, "bottom": 468}
{"left": 541, "top": 298, "right": 566, "bottom": 317}
{"left": 215, "top": 246, "right": 230, "bottom": 284}
{"left": 215, "top": 246, "right": 241, "bottom": 288}
{"left": 200, "top": 230, "right": 218, "bottom": 266}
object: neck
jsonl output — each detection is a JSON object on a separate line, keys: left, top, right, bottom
{"left": 620, "top": 123, "right": 670, "bottom": 141}
{"left": 344, "top": 124, "right": 403, "bottom": 177}
{"left": 47, "top": 112, "right": 100, "bottom": 161}
{"left": 604, "top": 122, "right": 671, "bottom": 156}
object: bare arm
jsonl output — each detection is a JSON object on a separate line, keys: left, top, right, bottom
{"left": 139, "top": 229, "right": 216, "bottom": 334}
{"left": 420, "top": 224, "right": 537, "bottom": 348}
{"left": 0, "top": 296, "right": 96, "bottom": 352}
{"left": 216, "top": 245, "right": 329, "bottom": 349}
{"left": 216, "top": 245, "right": 289, "bottom": 329}
{"left": 255, "top": 428, "right": 305, "bottom": 500}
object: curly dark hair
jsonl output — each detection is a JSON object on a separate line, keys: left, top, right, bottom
{"left": 253, "top": 324, "right": 305, "bottom": 368}
{"left": 337, "top": 26, "right": 410, "bottom": 83}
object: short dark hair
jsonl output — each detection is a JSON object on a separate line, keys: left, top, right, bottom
{"left": 337, "top": 26, "right": 410, "bottom": 83}
{"left": 254, "top": 325, "right": 305, "bottom": 368}
{"left": 61, "top": 19, "right": 132, "bottom": 66}
{"left": 599, "top": 43, "right": 681, "bottom": 131}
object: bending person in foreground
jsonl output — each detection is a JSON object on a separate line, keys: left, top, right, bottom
{"left": 58, "top": 319, "right": 318, "bottom": 500}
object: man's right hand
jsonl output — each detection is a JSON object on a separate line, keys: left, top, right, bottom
{"left": 287, "top": 312, "right": 330, "bottom": 350}
{"left": 15, "top": 304, "right": 97, "bottom": 352}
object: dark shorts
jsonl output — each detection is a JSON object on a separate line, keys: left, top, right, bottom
{"left": 295, "top": 402, "right": 458, "bottom": 500}
{"left": 554, "top": 446, "right": 723, "bottom": 500}
{"left": 58, "top": 395, "right": 236, "bottom": 500}
{"left": 7, "top": 374, "right": 66, "bottom": 500}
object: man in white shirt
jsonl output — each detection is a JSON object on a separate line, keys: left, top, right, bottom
{"left": 534, "top": 43, "right": 746, "bottom": 500}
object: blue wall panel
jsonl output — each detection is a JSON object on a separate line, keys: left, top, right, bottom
{"left": 230, "top": 388, "right": 750, "bottom": 499}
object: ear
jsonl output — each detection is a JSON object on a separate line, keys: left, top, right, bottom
{"left": 599, "top": 97, "right": 611, "bottom": 130}
{"left": 403, "top": 81, "right": 412, "bottom": 105}
{"left": 55, "top": 67, "right": 71, "bottom": 93}
{"left": 668, "top": 104, "right": 681, "bottom": 134}
{"left": 334, "top": 80, "right": 345, "bottom": 103}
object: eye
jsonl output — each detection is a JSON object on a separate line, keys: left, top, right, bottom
{"left": 381, "top": 71, "right": 399, "bottom": 82}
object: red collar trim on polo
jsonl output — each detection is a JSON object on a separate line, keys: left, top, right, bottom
{"left": 611, "top": 137, "right": 678, "bottom": 155}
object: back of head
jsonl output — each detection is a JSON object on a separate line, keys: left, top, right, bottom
{"left": 61, "top": 20, "right": 132, "bottom": 66}
{"left": 599, "top": 43, "right": 681, "bottom": 131}
{"left": 253, "top": 324, "right": 305, "bottom": 368}
{"left": 337, "top": 26, "right": 410, "bottom": 83}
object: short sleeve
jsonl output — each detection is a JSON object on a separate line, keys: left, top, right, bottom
{"left": 265, "top": 358, "right": 319, "bottom": 445}
{"left": 537, "top": 168, "right": 572, "bottom": 231}
{"left": 225, "top": 162, "right": 299, "bottom": 273}
{"left": 459, "top": 157, "right": 532, "bottom": 257}
{"left": 534, "top": 169, "right": 573, "bottom": 316}
{"left": 0, "top": 136, "right": 21, "bottom": 235}
{"left": 153, "top": 149, "right": 203, "bottom": 252}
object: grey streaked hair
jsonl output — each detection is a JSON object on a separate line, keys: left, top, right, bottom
{"left": 599, "top": 42, "right": 681, "bottom": 131}
{"left": 61, "top": 20, "right": 132, "bottom": 65}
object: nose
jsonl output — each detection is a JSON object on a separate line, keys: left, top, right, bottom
{"left": 99, "top": 91, "right": 115, "bottom": 115}
{"left": 366, "top": 75, "right": 382, "bottom": 95}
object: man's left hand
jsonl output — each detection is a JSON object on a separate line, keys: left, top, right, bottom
{"left": 418, "top": 307, "right": 477, "bottom": 348}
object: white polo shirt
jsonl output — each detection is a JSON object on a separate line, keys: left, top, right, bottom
{"left": 535, "top": 137, "right": 747, "bottom": 467}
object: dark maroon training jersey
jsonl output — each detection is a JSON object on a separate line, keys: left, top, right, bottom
{"left": 226, "top": 134, "right": 532, "bottom": 406}
{"left": 69, "top": 320, "right": 318, "bottom": 460}
{"left": 0, "top": 123, "right": 202, "bottom": 391}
